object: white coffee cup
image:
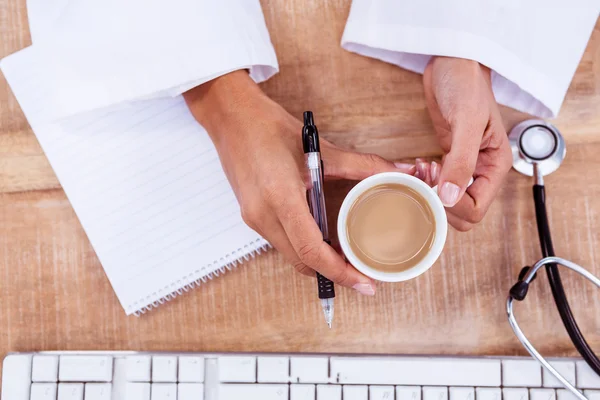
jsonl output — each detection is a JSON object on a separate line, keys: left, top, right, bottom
{"left": 337, "top": 172, "right": 448, "bottom": 282}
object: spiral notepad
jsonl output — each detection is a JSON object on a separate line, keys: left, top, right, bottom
{"left": 1, "top": 55, "right": 270, "bottom": 315}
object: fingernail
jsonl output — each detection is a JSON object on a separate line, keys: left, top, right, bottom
{"left": 431, "top": 161, "right": 439, "bottom": 182}
{"left": 439, "top": 182, "right": 461, "bottom": 207}
{"left": 416, "top": 162, "right": 427, "bottom": 180}
{"left": 353, "top": 283, "right": 375, "bottom": 296}
{"left": 394, "top": 162, "right": 414, "bottom": 169}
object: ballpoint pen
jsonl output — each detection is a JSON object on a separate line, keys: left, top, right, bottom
{"left": 302, "top": 111, "right": 335, "bottom": 328}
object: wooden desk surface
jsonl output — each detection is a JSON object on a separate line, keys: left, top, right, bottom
{"left": 1, "top": 0, "right": 599, "bottom": 378}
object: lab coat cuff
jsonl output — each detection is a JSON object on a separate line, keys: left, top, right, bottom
{"left": 1, "top": 31, "right": 279, "bottom": 123}
{"left": 341, "top": 22, "right": 565, "bottom": 118}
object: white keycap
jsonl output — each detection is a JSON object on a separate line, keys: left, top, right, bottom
{"left": 290, "top": 357, "right": 329, "bottom": 383}
{"left": 30, "top": 383, "right": 58, "bottom": 400}
{"left": 370, "top": 385, "right": 395, "bottom": 400}
{"left": 530, "top": 388, "right": 556, "bottom": 400}
{"left": 218, "top": 356, "right": 256, "bottom": 383}
{"left": 59, "top": 356, "right": 113, "bottom": 382}
{"left": 423, "top": 387, "right": 448, "bottom": 400}
{"left": 219, "top": 384, "right": 288, "bottom": 400}
{"left": 584, "top": 390, "right": 600, "bottom": 400}
{"left": 577, "top": 361, "right": 600, "bottom": 389}
{"left": 543, "top": 361, "right": 576, "bottom": 388}
{"left": 178, "top": 383, "right": 204, "bottom": 400}
{"left": 178, "top": 356, "right": 204, "bottom": 383}
{"left": 291, "top": 384, "right": 316, "bottom": 400}
{"left": 204, "top": 359, "right": 218, "bottom": 400}
{"left": 152, "top": 357, "right": 177, "bottom": 383}
{"left": 342, "top": 385, "right": 368, "bottom": 400}
{"left": 1, "top": 354, "right": 32, "bottom": 400}
{"left": 502, "top": 360, "right": 542, "bottom": 387}
{"left": 125, "top": 383, "right": 151, "bottom": 400}
{"left": 57, "top": 383, "right": 83, "bottom": 400}
{"left": 556, "top": 389, "right": 581, "bottom": 400}
{"left": 126, "top": 356, "right": 152, "bottom": 382}
{"left": 396, "top": 386, "right": 421, "bottom": 400}
{"left": 330, "top": 357, "right": 500, "bottom": 386}
{"left": 449, "top": 387, "right": 474, "bottom": 400}
{"left": 475, "top": 387, "right": 501, "bottom": 400}
{"left": 502, "top": 388, "right": 529, "bottom": 400}
{"left": 32, "top": 356, "right": 59, "bottom": 382}
{"left": 110, "top": 358, "right": 127, "bottom": 400}
{"left": 150, "top": 383, "right": 176, "bottom": 399}
{"left": 258, "top": 357, "right": 289, "bottom": 383}
{"left": 317, "top": 384, "right": 341, "bottom": 400}
{"left": 84, "top": 383, "right": 112, "bottom": 400}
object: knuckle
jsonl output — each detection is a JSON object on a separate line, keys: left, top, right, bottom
{"left": 454, "top": 221, "right": 473, "bottom": 232}
{"left": 293, "top": 262, "right": 314, "bottom": 277}
{"left": 466, "top": 205, "right": 486, "bottom": 224}
{"left": 297, "top": 243, "right": 322, "bottom": 267}
{"left": 240, "top": 202, "right": 262, "bottom": 229}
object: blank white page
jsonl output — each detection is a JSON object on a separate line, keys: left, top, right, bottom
{"left": 1, "top": 49, "right": 268, "bottom": 315}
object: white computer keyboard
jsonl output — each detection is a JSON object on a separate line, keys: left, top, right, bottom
{"left": 2, "top": 352, "right": 600, "bottom": 400}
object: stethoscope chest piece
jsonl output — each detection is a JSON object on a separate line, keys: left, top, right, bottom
{"left": 508, "top": 120, "right": 566, "bottom": 177}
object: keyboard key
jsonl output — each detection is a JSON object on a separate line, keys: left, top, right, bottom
{"left": 530, "top": 389, "right": 556, "bottom": 400}
{"left": 503, "top": 388, "right": 529, "bottom": 400}
{"left": 126, "top": 356, "right": 152, "bottom": 382}
{"left": 57, "top": 383, "right": 83, "bottom": 400}
{"left": 59, "top": 356, "right": 113, "bottom": 382}
{"left": 475, "top": 388, "right": 501, "bottom": 400}
{"left": 126, "top": 383, "right": 151, "bottom": 400}
{"left": 449, "top": 387, "right": 474, "bottom": 400}
{"left": 584, "top": 390, "right": 600, "bottom": 400}
{"left": 317, "top": 384, "right": 341, "bottom": 400}
{"left": 330, "top": 357, "right": 500, "bottom": 386}
{"left": 291, "top": 384, "right": 316, "bottom": 400}
{"left": 204, "top": 359, "right": 219, "bottom": 400}
{"left": 557, "top": 389, "right": 581, "bottom": 400}
{"left": 152, "top": 357, "right": 177, "bottom": 383}
{"left": 258, "top": 357, "right": 289, "bottom": 383}
{"left": 30, "top": 383, "right": 58, "bottom": 400}
{"left": 110, "top": 358, "right": 127, "bottom": 400}
{"left": 423, "top": 387, "right": 448, "bottom": 400}
{"left": 84, "top": 383, "right": 112, "bottom": 400}
{"left": 397, "top": 386, "right": 421, "bottom": 400}
{"left": 32, "top": 356, "right": 59, "bottom": 382}
{"left": 370, "top": 385, "right": 395, "bottom": 399}
{"left": 219, "top": 384, "right": 288, "bottom": 399}
{"left": 178, "top": 356, "right": 204, "bottom": 383}
{"left": 291, "top": 357, "right": 329, "bottom": 383}
{"left": 218, "top": 356, "right": 256, "bottom": 383}
{"left": 577, "top": 361, "right": 600, "bottom": 388}
{"left": 1, "top": 354, "right": 32, "bottom": 400}
{"left": 543, "top": 361, "right": 576, "bottom": 388}
{"left": 344, "top": 385, "right": 368, "bottom": 400}
{"left": 502, "top": 360, "right": 542, "bottom": 387}
{"left": 150, "top": 383, "right": 176, "bottom": 399}
{"left": 178, "top": 383, "right": 204, "bottom": 400}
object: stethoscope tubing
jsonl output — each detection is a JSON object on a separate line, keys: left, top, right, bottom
{"left": 507, "top": 256, "right": 600, "bottom": 400}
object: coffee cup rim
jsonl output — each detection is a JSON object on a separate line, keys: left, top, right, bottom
{"left": 337, "top": 172, "right": 448, "bottom": 282}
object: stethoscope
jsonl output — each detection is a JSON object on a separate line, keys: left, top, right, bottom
{"left": 507, "top": 120, "right": 600, "bottom": 400}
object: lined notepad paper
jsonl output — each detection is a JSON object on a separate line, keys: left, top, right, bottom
{"left": 1, "top": 51, "right": 269, "bottom": 315}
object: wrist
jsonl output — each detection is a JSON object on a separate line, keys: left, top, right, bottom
{"left": 183, "top": 70, "right": 268, "bottom": 139}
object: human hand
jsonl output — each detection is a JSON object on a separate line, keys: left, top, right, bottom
{"left": 184, "top": 70, "right": 415, "bottom": 294}
{"left": 421, "top": 57, "right": 512, "bottom": 231}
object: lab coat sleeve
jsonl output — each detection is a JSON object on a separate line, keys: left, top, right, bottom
{"left": 1, "top": 0, "right": 278, "bottom": 121}
{"left": 341, "top": 1, "right": 599, "bottom": 118}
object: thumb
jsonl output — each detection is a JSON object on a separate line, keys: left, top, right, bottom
{"left": 438, "top": 128, "right": 481, "bottom": 207}
{"left": 323, "top": 147, "right": 416, "bottom": 180}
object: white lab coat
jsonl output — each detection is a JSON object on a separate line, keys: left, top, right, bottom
{"left": 13, "top": 0, "right": 600, "bottom": 120}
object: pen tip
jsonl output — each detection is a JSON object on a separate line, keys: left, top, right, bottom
{"left": 327, "top": 321, "right": 332, "bottom": 329}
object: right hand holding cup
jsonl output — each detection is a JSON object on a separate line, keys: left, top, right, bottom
{"left": 184, "top": 70, "right": 415, "bottom": 295}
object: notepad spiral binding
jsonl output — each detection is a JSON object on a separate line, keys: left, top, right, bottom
{"left": 131, "top": 239, "right": 271, "bottom": 316}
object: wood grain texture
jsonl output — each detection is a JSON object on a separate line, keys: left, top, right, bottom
{"left": 1, "top": 0, "right": 599, "bottom": 382}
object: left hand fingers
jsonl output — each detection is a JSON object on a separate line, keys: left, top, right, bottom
{"left": 445, "top": 146, "right": 512, "bottom": 226}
